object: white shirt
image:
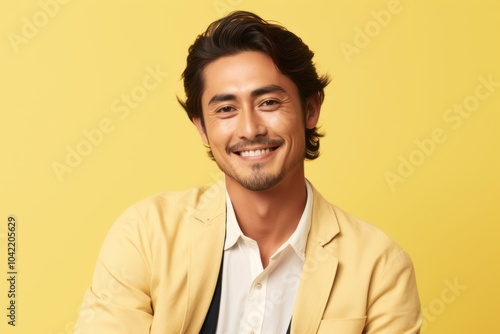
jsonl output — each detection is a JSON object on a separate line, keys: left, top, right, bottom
{"left": 216, "top": 181, "right": 313, "bottom": 334}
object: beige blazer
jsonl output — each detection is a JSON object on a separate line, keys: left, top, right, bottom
{"left": 75, "top": 180, "right": 421, "bottom": 333}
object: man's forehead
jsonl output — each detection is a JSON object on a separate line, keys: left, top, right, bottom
{"left": 201, "top": 51, "right": 297, "bottom": 103}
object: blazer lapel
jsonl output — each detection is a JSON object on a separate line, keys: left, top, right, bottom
{"left": 182, "top": 180, "right": 226, "bottom": 333}
{"left": 291, "top": 186, "right": 340, "bottom": 334}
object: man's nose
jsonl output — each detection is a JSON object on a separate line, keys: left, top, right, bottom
{"left": 236, "top": 107, "right": 267, "bottom": 140}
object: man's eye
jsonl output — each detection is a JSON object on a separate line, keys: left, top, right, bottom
{"left": 260, "top": 100, "right": 280, "bottom": 109}
{"left": 262, "top": 100, "right": 278, "bottom": 106}
{"left": 217, "top": 106, "right": 234, "bottom": 113}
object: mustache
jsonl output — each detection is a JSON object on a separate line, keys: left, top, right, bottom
{"left": 226, "top": 138, "right": 284, "bottom": 154}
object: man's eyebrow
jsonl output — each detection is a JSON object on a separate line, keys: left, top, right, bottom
{"left": 207, "top": 85, "right": 288, "bottom": 106}
{"left": 250, "top": 85, "right": 287, "bottom": 98}
{"left": 208, "top": 93, "right": 237, "bottom": 106}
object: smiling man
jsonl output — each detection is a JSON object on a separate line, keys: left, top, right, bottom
{"left": 76, "top": 11, "right": 422, "bottom": 334}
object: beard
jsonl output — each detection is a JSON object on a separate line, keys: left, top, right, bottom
{"left": 227, "top": 162, "right": 285, "bottom": 191}
{"left": 209, "top": 136, "right": 305, "bottom": 191}
{"left": 214, "top": 150, "right": 303, "bottom": 192}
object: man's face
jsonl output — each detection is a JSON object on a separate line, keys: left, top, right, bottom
{"left": 193, "top": 51, "right": 320, "bottom": 191}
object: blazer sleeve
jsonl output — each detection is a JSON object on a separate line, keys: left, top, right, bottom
{"left": 364, "top": 249, "right": 422, "bottom": 333}
{"left": 75, "top": 206, "right": 154, "bottom": 334}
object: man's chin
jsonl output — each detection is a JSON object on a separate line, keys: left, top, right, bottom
{"left": 232, "top": 173, "right": 284, "bottom": 191}
{"left": 222, "top": 170, "right": 283, "bottom": 191}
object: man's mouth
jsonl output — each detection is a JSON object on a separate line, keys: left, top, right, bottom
{"left": 228, "top": 140, "right": 283, "bottom": 157}
{"left": 239, "top": 148, "right": 274, "bottom": 157}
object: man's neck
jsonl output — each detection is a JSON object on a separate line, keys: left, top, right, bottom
{"left": 225, "top": 171, "right": 307, "bottom": 267}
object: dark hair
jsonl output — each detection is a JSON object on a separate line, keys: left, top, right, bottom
{"left": 178, "top": 11, "right": 330, "bottom": 160}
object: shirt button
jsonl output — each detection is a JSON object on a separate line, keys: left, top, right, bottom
{"left": 255, "top": 283, "right": 262, "bottom": 290}
{"left": 249, "top": 331, "right": 255, "bottom": 334}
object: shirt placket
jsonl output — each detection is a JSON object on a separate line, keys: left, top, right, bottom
{"left": 241, "top": 238, "right": 268, "bottom": 334}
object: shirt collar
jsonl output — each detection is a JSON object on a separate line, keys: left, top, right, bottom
{"left": 224, "top": 191, "right": 241, "bottom": 250}
{"left": 224, "top": 179, "right": 314, "bottom": 261}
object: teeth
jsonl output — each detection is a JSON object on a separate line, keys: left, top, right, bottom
{"left": 240, "top": 148, "right": 271, "bottom": 157}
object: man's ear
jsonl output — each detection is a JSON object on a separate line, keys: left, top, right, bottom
{"left": 305, "top": 94, "right": 321, "bottom": 129}
{"left": 192, "top": 117, "right": 209, "bottom": 145}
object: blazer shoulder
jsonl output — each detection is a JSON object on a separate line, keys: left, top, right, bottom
{"left": 311, "top": 186, "right": 401, "bottom": 253}
{"left": 133, "top": 181, "right": 224, "bottom": 218}
{"left": 111, "top": 181, "right": 225, "bottom": 238}
{"left": 311, "top": 185, "right": 402, "bottom": 254}
{"left": 333, "top": 205, "right": 401, "bottom": 247}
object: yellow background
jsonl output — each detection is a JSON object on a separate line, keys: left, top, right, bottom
{"left": 1, "top": 0, "right": 499, "bottom": 333}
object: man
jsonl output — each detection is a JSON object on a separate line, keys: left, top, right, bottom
{"left": 76, "top": 11, "right": 421, "bottom": 333}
